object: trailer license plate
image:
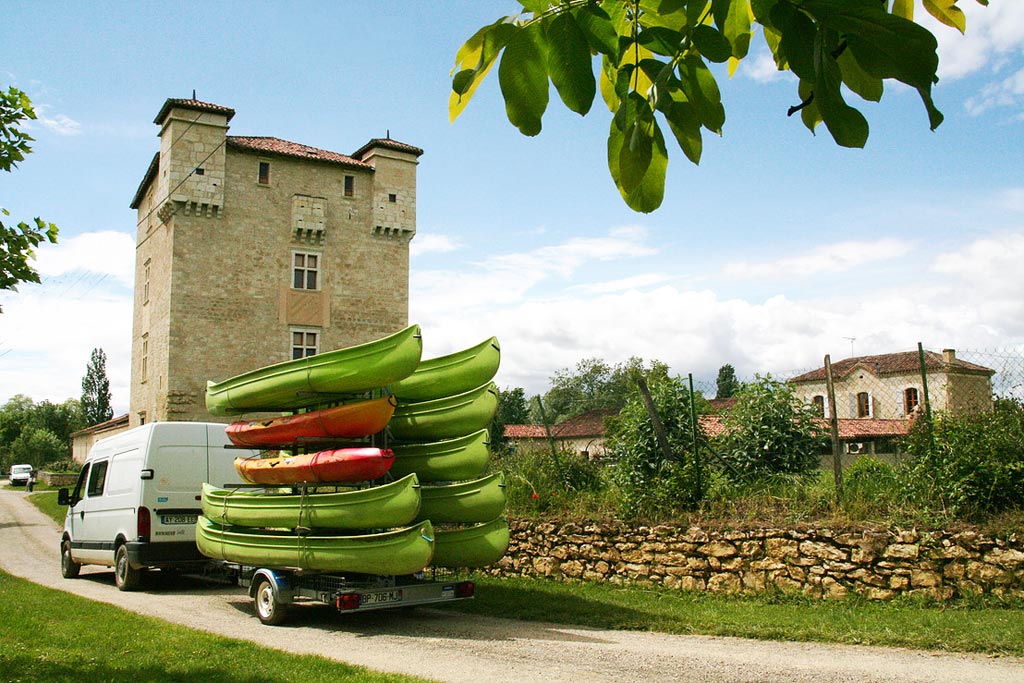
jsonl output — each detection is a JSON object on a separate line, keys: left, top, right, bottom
{"left": 361, "top": 590, "right": 403, "bottom": 606}
{"left": 161, "top": 515, "right": 197, "bottom": 525}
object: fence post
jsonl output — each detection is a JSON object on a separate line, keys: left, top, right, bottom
{"left": 533, "top": 396, "right": 563, "bottom": 474}
{"left": 917, "top": 342, "right": 936, "bottom": 451}
{"left": 635, "top": 377, "right": 676, "bottom": 466}
{"left": 824, "top": 354, "right": 843, "bottom": 503}
{"left": 687, "top": 373, "right": 704, "bottom": 498}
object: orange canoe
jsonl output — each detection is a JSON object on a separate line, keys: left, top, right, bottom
{"left": 226, "top": 396, "right": 397, "bottom": 447}
{"left": 234, "top": 448, "right": 395, "bottom": 485}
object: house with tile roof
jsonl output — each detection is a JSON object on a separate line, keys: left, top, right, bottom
{"left": 789, "top": 349, "right": 995, "bottom": 422}
{"left": 128, "top": 98, "right": 421, "bottom": 424}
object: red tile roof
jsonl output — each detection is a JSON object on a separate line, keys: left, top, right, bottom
{"left": 154, "top": 98, "right": 235, "bottom": 124}
{"left": 790, "top": 350, "right": 994, "bottom": 383}
{"left": 352, "top": 137, "right": 424, "bottom": 159}
{"left": 227, "top": 136, "right": 374, "bottom": 170}
{"left": 504, "top": 424, "right": 547, "bottom": 438}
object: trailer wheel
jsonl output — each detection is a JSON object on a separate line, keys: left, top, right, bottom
{"left": 114, "top": 544, "right": 143, "bottom": 591}
{"left": 254, "top": 576, "right": 288, "bottom": 625}
{"left": 60, "top": 539, "right": 80, "bottom": 579}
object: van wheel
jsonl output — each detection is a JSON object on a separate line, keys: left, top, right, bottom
{"left": 60, "top": 540, "right": 80, "bottom": 579}
{"left": 114, "top": 544, "right": 143, "bottom": 591}
{"left": 254, "top": 577, "right": 288, "bottom": 625}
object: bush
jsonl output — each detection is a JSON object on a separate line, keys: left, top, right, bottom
{"left": 494, "top": 442, "right": 609, "bottom": 517}
{"left": 903, "top": 398, "right": 1024, "bottom": 518}
{"left": 715, "top": 375, "right": 827, "bottom": 479}
{"left": 604, "top": 375, "right": 707, "bottom": 519}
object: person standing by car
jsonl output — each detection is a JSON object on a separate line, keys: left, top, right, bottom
{"left": 27, "top": 470, "right": 36, "bottom": 492}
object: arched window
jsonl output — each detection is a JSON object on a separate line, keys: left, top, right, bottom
{"left": 904, "top": 387, "right": 919, "bottom": 415}
{"left": 812, "top": 395, "right": 825, "bottom": 417}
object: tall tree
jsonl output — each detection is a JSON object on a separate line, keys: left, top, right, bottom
{"left": 450, "top": 1, "right": 985, "bottom": 212}
{"left": 541, "top": 356, "right": 669, "bottom": 423}
{"left": 81, "top": 348, "right": 113, "bottom": 426}
{"left": 1, "top": 84, "right": 58, "bottom": 309}
{"left": 715, "top": 363, "right": 740, "bottom": 399}
{"left": 490, "top": 386, "right": 532, "bottom": 448}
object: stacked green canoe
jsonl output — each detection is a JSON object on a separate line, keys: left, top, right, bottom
{"left": 387, "top": 338, "right": 509, "bottom": 569}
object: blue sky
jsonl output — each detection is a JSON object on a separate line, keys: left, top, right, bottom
{"left": 2, "top": 1, "right": 1023, "bottom": 414}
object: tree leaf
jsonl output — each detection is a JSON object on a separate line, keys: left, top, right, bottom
{"left": 712, "top": 0, "right": 753, "bottom": 59}
{"left": 892, "top": 0, "right": 914, "bottom": 21}
{"left": 678, "top": 55, "right": 725, "bottom": 133}
{"left": 608, "top": 94, "right": 667, "bottom": 213}
{"left": 575, "top": 3, "right": 619, "bottom": 58}
{"left": 659, "top": 91, "right": 703, "bottom": 164}
{"left": 691, "top": 25, "right": 733, "bottom": 63}
{"left": 923, "top": 0, "right": 967, "bottom": 34}
{"left": 499, "top": 22, "right": 549, "bottom": 136}
{"left": 638, "top": 26, "right": 683, "bottom": 57}
{"left": 545, "top": 12, "right": 596, "bottom": 115}
{"left": 449, "top": 20, "right": 516, "bottom": 123}
{"left": 814, "top": 29, "right": 869, "bottom": 148}
{"left": 837, "top": 49, "right": 883, "bottom": 102}
{"left": 772, "top": 1, "right": 817, "bottom": 81}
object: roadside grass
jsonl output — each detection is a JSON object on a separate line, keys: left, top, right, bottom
{"left": 27, "top": 489, "right": 65, "bottom": 525}
{"left": 451, "top": 575, "right": 1024, "bottom": 657}
{"left": 0, "top": 570, "right": 431, "bottom": 683}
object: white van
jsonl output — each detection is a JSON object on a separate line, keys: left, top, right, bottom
{"left": 9, "top": 464, "right": 33, "bottom": 487}
{"left": 58, "top": 422, "right": 255, "bottom": 591}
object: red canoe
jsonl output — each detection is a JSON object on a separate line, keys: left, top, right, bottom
{"left": 234, "top": 448, "right": 395, "bottom": 485}
{"left": 226, "top": 396, "right": 397, "bottom": 448}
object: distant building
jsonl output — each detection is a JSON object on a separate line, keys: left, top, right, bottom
{"left": 505, "top": 408, "right": 618, "bottom": 458}
{"left": 129, "top": 98, "right": 421, "bottom": 425}
{"left": 789, "top": 348, "right": 995, "bottom": 420}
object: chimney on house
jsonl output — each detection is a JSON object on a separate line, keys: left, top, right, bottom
{"left": 943, "top": 348, "right": 956, "bottom": 364}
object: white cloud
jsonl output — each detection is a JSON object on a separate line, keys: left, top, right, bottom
{"left": 965, "top": 65, "right": 1024, "bottom": 115}
{"left": 37, "top": 112, "right": 82, "bottom": 136}
{"left": 929, "top": 1, "right": 1024, "bottom": 80}
{"left": 723, "top": 238, "right": 916, "bottom": 280}
{"left": 34, "top": 230, "right": 136, "bottom": 287}
{"left": 569, "top": 273, "right": 677, "bottom": 294}
{"left": 410, "top": 232, "right": 461, "bottom": 257}
{"left": 740, "top": 49, "right": 791, "bottom": 84}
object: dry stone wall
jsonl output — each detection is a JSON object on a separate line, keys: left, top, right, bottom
{"left": 492, "top": 519, "right": 1024, "bottom": 600}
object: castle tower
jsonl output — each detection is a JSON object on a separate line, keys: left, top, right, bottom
{"left": 129, "top": 98, "right": 421, "bottom": 425}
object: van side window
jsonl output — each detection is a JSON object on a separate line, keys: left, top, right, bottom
{"left": 87, "top": 461, "right": 109, "bottom": 497}
{"left": 71, "top": 464, "right": 90, "bottom": 502}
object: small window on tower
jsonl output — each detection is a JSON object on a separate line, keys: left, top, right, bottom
{"left": 258, "top": 161, "right": 270, "bottom": 185}
{"left": 195, "top": 168, "right": 205, "bottom": 176}
{"left": 291, "top": 329, "right": 319, "bottom": 359}
{"left": 344, "top": 175, "right": 354, "bottom": 197}
{"left": 388, "top": 193, "right": 397, "bottom": 203}
{"left": 292, "top": 252, "right": 319, "bottom": 290}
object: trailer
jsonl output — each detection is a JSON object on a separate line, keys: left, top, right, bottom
{"left": 236, "top": 565, "right": 475, "bottom": 625}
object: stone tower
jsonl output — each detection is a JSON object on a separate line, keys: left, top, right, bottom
{"left": 129, "top": 98, "right": 421, "bottom": 425}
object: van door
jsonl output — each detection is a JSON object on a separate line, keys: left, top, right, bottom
{"left": 70, "top": 460, "right": 114, "bottom": 564}
{"left": 65, "top": 463, "right": 90, "bottom": 557}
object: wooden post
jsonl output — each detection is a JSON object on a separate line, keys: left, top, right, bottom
{"left": 534, "top": 395, "right": 563, "bottom": 473}
{"left": 824, "top": 354, "right": 843, "bottom": 503}
{"left": 636, "top": 377, "right": 676, "bottom": 463}
{"left": 917, "top": 342, "right": 935, "bottom": 451}
{"left": 687, "top": 373, "right": 703, "bottom": 498}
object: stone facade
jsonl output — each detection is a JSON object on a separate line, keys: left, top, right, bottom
{"left": 493, "top": 519, "right": 1024, "bottom": 600}
{"left": 129, "top": 99, "right": 420, "bottom": 425}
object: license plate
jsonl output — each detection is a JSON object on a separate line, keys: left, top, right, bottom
{"left": 360, "top": 589, "right": 403, "bottom": 606}
{"left": 161, "top": 514, "right": 198, "bottom": 525}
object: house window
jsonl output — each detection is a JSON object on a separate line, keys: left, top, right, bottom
{"left": 812, "top": 395, "right": 825, "bottom": 418}
{"left": 141, "top": 334, "right": 149, "bottom": 382}
{"left": 143, "top": 259, "right": 151, "bottom": 305}
{"left": 292, "top": 252, "right": 319, "bottom": 290}
{"left": 388, "top": 193, "right": 397, "bottom": 203}
{"left": 904, "top": 387, "right": 920, "bottom": 415}
{"left": 856, "top": 392, "right": 872, "bottom": 418}
{"left": 258, "top": 161, "right": 271, "bottom": 185}
{"left": 291, "top": 329, "right": 319, "bottom": 359}
{"left": 344, "top": 175, "right": 354, "bottom": 197}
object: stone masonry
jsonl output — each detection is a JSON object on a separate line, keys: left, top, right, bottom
{"left": 492, "top": 519, "right": 1024, "bottom": 600}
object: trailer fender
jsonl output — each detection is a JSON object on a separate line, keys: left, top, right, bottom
{"left": 248, "top": 568, "right": 294, "bottom": 603}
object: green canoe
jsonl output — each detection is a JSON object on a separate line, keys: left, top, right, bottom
{"left": 389, "top": 429, "right": 491, "bottom": 482}
{"left": 431, "top": 517, "right": 510, "bottom": 568}
{"left": 201, "top": 474, "right": 421, "bottom": 530}
{"left": 416, "top": 472, "right": 506, "bottom": 524}
{"left": 196, "top": 517, "right": 436, "bottom": 575}
{"left": 389, "top": 382, "right": 499, "bottom": 441}
{"left": 205, "top": 325, "right": 423, "bottom": 416}
{"left": 389, "top": 337, "right": 500, "bottom": 403}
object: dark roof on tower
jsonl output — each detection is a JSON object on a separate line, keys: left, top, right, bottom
{"left": 154, "top": 98, "right": 236, "bottom": 125}
{"left": 352, "top": 137, "right": 424, "bottom": 159}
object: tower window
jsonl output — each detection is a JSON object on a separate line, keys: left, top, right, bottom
{"left": 143, "top": 259, "right": 151, "bottom": 305}
{"left": 388, "top": 193, "right": 397, "bottom": 203}
{"left": 195, "top": 168, "right": 205, "bottom": 176}
{"left": 258, "top": 161, "right": 270, "bottom": 185}
{"left": 344, "top": 175, "right": 354, "bottom": 197}
{"left": 141, "top": 333, "right": 149, "bottom": 382}
{"left": 292, "top": 252, "right": 319, "bottom": 290}
{"left": 291, "top": 329, "right": 319, "bottom": 359}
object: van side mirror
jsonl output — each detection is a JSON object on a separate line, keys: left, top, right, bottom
{"left": 57, "top": 488, "right": 70, "bottom": 506}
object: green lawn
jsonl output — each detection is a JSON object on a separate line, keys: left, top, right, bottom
{"left": 449, "top": 574, "right": 1024, "bottom": 656}
{"left": 27, "top": 489, "right": 65, "bottom": 525}
{"left": 0, "top": 570, "right": 432, "bottom": 683}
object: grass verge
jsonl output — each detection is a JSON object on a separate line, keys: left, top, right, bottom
{"left": 0, "top": 570, "right": 431, "bottom": 683}
{"left": 27, "top": 489, "right": 65, "bottom": 525}
{"left": 450, "top": 575, "right": 1024, "bottom": 657}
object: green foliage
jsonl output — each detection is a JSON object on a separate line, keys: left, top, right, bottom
{"left": 604, "top": 374, "right": 709, "bottom": 518}
{"left": 451, "top": 1, "right": 984, "bottom": 212}
{"left": 716, "top": 375, "right": 827, "bottom": 479}
{"left": 715, "top": 363, "right": 741, "bottom": 399}
{"left": 495, "top": 442, "right": 611, "bottom": 517}
{"left": 1, "top": 84, "right": 58, "bottom": 304}
{"left": 0, "top": 395, "right": 84, "bottom": 470}
{"left": 903, "top": 398, "right": 1024, "bottom": 518}
{"left": 490, "top": 386, "right": 531, "bottom": 448}
{"left": 541, "top": 356, "right": 668, "bottom": 423}
{"left": 81, "top": 347, "right": 114, "bottom": 426}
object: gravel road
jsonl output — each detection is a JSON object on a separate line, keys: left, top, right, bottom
{"left": 1, "top": 487, "right": 1021, "bottom": 683}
